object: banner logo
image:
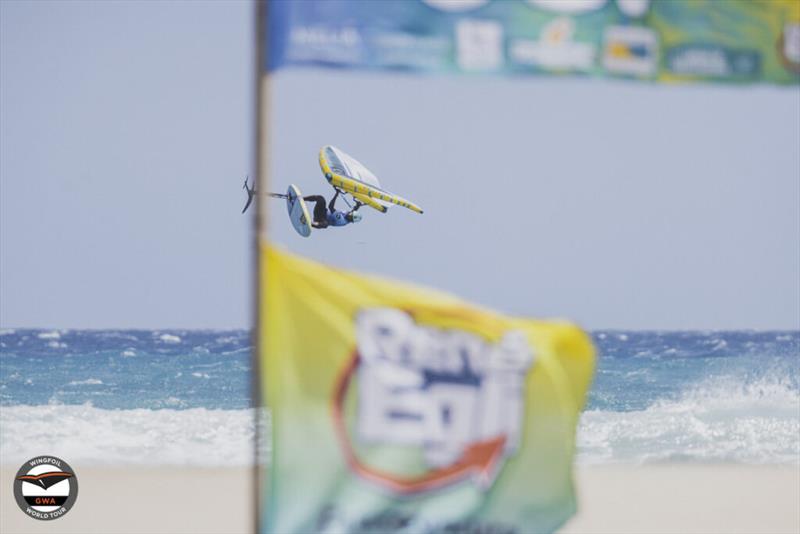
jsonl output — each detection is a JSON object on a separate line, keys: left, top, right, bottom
{"left": 666, "top": 44, "right": 761, "bottom": 79}
{"left": 779, "top": 23, "right": 800, "bottom": 74}
{"left": 13, "top": 456, "right": 79, "bottom": 520}
{"left": 333, "top": 308, "right": 534, "bottom": 495}
{"left": 456, "top": 19, "right": 504, "bottom": 71}
{"left": 603, "top": 25, "right": 658, "bottom": 77}
{"left": 510, "top": 17, "right": 596, "bottom": 72}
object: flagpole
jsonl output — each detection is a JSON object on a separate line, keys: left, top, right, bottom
{"left": 252, "top": 0, "right": 268, "bottom": 532}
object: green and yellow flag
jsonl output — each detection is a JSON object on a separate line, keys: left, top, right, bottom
{"left": 260, "top": 246, "right": 595, "bottom": 533}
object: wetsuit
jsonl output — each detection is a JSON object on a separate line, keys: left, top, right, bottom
{"left": 304, "top": 191, "right": 359, "bottom": 229}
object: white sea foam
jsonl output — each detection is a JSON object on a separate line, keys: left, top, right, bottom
{"left": 164, "top": 396, "right": 186, "bottom": 407}
{"left": 121, "top": 349, "right": 136, "bottom": 357}
{"left": 37, "top": 331, "right": 61, "bottom": 340}
{"left": 577, "top": 376, "right": 800, "bottom": 464}
{"left": 158, "top": 333, "right": 181, "bottom": 344}
{"left": 67, "top": 378, "right": 103, "bottom": 386}
{"left": 710, "top": 339, "right": 728, "bottom": 351}
{"left": 0, "top": 404, "right": 266, "bottom": 466}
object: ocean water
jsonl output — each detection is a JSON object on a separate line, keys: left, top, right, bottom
{"left": 1, "top": 329, "right": 797, "bottom": 466}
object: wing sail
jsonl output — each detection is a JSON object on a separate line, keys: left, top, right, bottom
{"left": 350, "top": 191, "right": 388, "bottom": 213}
{"left": 320, "top": 146, "right": 424, "bottom": 214}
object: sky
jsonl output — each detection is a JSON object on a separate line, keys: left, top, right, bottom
{"left": 1, "top": 1, "right": 252, "bottom": 329}
{"left": 2, "top": 1, "right": 799, "bottom": 330}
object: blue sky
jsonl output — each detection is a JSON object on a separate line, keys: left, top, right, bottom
{"left": 1, "top": 1, "right": 798, "bottom": 330}
{"left": 1, "top": 1, "right": 252, "bottom": 329}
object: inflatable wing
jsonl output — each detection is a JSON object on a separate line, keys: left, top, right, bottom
{"left": 319, "top": 145, "right": 424, "bottom": 214}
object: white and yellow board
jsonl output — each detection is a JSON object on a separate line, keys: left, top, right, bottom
{"left": 286, "top": 184, "right": 312, "bottom": 238}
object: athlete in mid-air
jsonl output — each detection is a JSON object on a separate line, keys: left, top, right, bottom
{"left": 304, "top": 189, "right": 362, "bottom": 228}
{"left": 242, "top": 177, "right": 362, "bottom": 228}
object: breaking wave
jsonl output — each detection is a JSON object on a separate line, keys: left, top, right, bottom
{"left": 577, "top": 375, "right": 800, "bottom": 464}
{"left": 0, "top": 404, "right": 267, "bottom": 466}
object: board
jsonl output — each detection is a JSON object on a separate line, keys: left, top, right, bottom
{"left": 286, "top": 184, "right": 312, "bottom": 237}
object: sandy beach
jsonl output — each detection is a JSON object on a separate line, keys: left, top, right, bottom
{"left": 1, "top": 465, "right": 798, "bottom": 533}
{"left": 563, "top": 464, "right": 800, "bottom": 534}
{"left": 0, "top": 466, "right": 254, "bottom": 534}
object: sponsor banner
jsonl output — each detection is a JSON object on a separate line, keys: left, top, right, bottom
{"left": 266, "top": 0, "right": 800, "bottom": 85}
{"left": 260, "top": 246, "right": 595, "bottom": 533}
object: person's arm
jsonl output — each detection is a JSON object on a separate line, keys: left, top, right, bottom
{"left": 328, "top": 190, "right": 340, "bottom": 213}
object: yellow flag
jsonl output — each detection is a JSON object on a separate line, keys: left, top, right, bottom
{"left": 260, "top": 245, "right": 595, "bottom": 533}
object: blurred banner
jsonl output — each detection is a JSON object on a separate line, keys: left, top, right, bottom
{"left": 260, "top": 246, "right": 595, "bottom": 533}
{"left": 266, "top": 0, "right": 800, "bottom": 85}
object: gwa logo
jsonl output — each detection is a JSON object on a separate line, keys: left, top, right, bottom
{"left": 333, "top": 308, "right": 534, "bottom": 495}
{"left": 13, "top": 456, "right": 78, "bottom": 520}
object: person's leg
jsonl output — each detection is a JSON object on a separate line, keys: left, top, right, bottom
{"left": 303, "top": 195, "right": 328, "bottom": 226}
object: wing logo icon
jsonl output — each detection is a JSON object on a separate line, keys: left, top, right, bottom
{"left": 17, "top": 472, "right": 74, "bottom": 490}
